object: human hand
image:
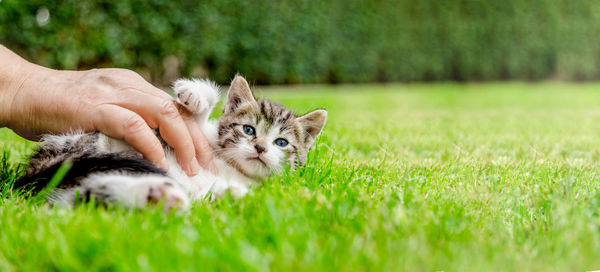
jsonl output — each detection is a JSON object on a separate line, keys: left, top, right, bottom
{"left": 0, "top": 47, "right": 216, "bottom": 176}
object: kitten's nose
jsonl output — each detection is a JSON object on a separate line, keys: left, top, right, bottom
{"left": 254, "top": 144, "right": 266, "bottom": 154}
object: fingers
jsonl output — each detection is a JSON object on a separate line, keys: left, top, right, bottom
{"left": 106, "top": 89, "right": 200, "bottom": 176}
{"left": 191, "top": 127, "right": 218, "bottom": 174}
{"left": 179, "top": 107, "right": 218, "bottom": 174}
{"left": 94, "top": 104, "right": 169, "bottom": 170}
{"left": 155, "top": 99, "right": 201, "bottom": 176}
{"left": 99, "top": 71, "right": 214, "bottom": 176}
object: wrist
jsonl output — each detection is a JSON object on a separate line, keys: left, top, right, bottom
{"left": 3, "top": 65, "right": 43, "bottom": 129}
{"left": 0, "top": 48, "right": 40, "bottom": 128}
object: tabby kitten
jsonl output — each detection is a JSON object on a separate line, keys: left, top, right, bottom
{"left": 17, "top": 76, "right": 327, "bottom": 210}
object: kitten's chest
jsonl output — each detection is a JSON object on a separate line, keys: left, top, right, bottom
{"left": 100, "top": 127, "right": 255, "bottom": 200}
{"left": 166, "top": 154, "right": 254, "bottom": 200}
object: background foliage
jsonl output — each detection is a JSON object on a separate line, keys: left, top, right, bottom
{"left": 3, "top": 83, "right": 600, "bottom": 270}
{"left": 2, "top": 0, "right": 600, "bottom": 84}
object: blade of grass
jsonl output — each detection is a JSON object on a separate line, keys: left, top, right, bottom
{"left": 30, "top": 160, "right": 73, "bottom": 204}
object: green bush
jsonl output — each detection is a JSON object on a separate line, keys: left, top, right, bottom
{"left": 1, "top": 0, "right": 600, "bottom": 84}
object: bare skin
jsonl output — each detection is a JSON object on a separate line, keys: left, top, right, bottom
{"left": 0, "top": 45, "right": 216, "bottom": 176}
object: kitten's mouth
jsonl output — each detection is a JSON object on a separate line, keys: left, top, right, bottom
{"left": 248, "top": 157, "right": 267, "bottom": 167}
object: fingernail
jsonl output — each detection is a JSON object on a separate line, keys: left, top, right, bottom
{"left": 187, "top": 157, "right": 200, "bottom": 176}
{"left": 159, "top": 158, "right": 169, "bottom": 171}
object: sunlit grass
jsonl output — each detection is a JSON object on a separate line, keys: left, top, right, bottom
{"left": 2, "top": 82, "right": 600, "bottom": 271}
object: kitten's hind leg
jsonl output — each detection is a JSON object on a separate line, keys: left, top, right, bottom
{"left": 173, "top": 78, "right": 220, "bottom": 124}
{"left": 52, "top": 174, "right": 190, "bottom": 211}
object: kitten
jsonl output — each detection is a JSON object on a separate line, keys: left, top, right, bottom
{"left": 16, "top": 76, "right": 327, "bottom": 211}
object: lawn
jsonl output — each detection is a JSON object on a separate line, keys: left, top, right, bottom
{"left": 1, "top": 82, "right": 600, "bottom": 271}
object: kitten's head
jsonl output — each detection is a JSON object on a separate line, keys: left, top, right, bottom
{"left": 217, "top": 75, "right": 327, "bottom": 178}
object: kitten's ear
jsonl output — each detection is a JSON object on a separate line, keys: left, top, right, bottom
{"left": 297, "top": 109, "right": 327, "bottom": 147}
{"left": 225, "top": 75, "right": 255, "bottom": 114}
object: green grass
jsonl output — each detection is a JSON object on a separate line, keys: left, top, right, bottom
{"left": 2, "top": 82, "right": 600, "bottom": 271}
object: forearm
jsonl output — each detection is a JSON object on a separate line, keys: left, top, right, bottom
{"left": 0, "top": 45, "right": 39, "bottom": 127}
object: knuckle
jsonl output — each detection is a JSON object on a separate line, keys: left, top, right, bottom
{"left": 84, "top": 69, "right": 121, "bottom": 89}
{"left": 81, "top": 68, "right": 101, "bottom": 81}
{"left": 109, "top": 67, "right": 128, "bottom": 74}
{"left": 98, "top": 68, "right": 121, "bottom": 77}
{"left": 97, "top": 75, "right": 117, "bottom": 86}
{"left": 123, "top": 69, "right": 143, "bottom": 79}
{"left": 178, "top": 107, "right": 195, "bottom": 121}
{"left": 115, "top": 68, "right": 143, "bottom": 80}
{"left": 123, "top": 114, "right": 147, "bottom": 133}
{"left": 160, "top": 99, "right": 180, "bottom": 119}
{"left": 87, "top": 68, "right": 102, "bottom": 75}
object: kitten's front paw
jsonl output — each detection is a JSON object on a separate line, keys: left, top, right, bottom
{"left": 173, "top": 79, "right": 219, "bottom": 114}
{"left": 144, "top": 180, "right": 190, "bottom": 212}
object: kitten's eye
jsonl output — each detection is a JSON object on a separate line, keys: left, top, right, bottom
{"left": 243, "top": 125, "right": 255, "bottom": 136}
{"left": 274, "top": 138, "right": 288, "bottom": 147}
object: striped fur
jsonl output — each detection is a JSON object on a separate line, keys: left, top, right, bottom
{"left": 17, "top": 76, "right": 327, "bottom": 210}
{"left": 216, "top": 76, "right": 327, "bottom": 177}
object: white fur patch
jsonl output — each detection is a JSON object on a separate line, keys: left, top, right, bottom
{"left": 53, "top": 174, "right": 190, "bottom": 211}
{"left": 173, "top": 78, "right": 220, "bottom": 122}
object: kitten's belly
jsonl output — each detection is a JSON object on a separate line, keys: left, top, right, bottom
{"left": 99, "top": 124, "right": 254, "bottom": 200}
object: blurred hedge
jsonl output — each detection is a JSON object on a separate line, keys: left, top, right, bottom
{"left": 1, "top": 0, "right": 600, "bottom": 84}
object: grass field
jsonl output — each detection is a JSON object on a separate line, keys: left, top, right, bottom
{"left": 1, "top": 82, "right": 600, "bottom": 271}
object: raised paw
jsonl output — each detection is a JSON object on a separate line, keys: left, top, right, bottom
{"left": 173, "top": 78, "right": 220, "bottom": 114}
{"left": 144, "top": 180, "right": 190, "bottom": 211}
